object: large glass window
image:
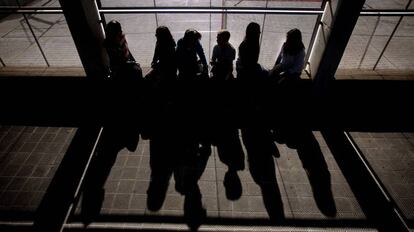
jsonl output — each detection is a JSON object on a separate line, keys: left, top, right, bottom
{"left": 337, "top": 0, "right": 414, "bottom": 76}
{"left": 363, "top": 0, "right": 410, "bottom": 9}
{"left": 0, "top": 0, "right": 83, "bottom": 68}
{"left": 260, "top": 14, "right": 317, "bottom": 68}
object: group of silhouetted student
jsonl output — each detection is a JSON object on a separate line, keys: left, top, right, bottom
{"left": 103, "top": 20, "right": 305, "bottom": 84}
{"left": 97, "top": 20, "right": 310, "bottom": 230}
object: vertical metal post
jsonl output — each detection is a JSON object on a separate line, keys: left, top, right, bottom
{"left": 259, "top": 0, "right": 268, "bottom": 48}
{"left": 96, "top": 0, "right": 106, "bottom": 26}
{"left": 153, "top": 0, "right": 159, "bottom": 28}
{"left": 16, "top": 0, "right": 50, "bottom": 67}
{"left": 209, "top": 0, "right": 212, "bottom": 63}
{"left": 221, "top": 0, "right": 227, "bottom": 29}
{"left": 373, "top": 0, "right": 412, "bottom": 70}
{"left": 305, "top": 13, "right": 323, "bottom": 68}
{"left": 358, "top": 15, "right": 380, "bottom": 69}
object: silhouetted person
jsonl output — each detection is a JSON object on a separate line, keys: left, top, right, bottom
{"left": 236, "top": 22, "right": 267, "bottom": 114}
{"left": 142, "top": 26, "right": 177, "bottom": 139}
{"left": 269, "top": 28, "right": 305, "bottom": 84}
{"left": 104, "top": 20, "right": 143, "bottom": 80}
{"left": 269, "top": 29, "right": 306, "bottom": 143}
{"left": 175, "top": 29, "right": 211, "bottom": 159}
{"left": 195, "top": 31, "right": 209, "bottom": 78}
{"left": 210, "top": 30, "right": 236, "bottom": 81}
{"left": 209, "top": 30, "right": 242, "bottom": 199}
{"left": 209, "top": 30, "right": 242, "bottom": 196}
{"left": 149, "top": 26, "right": 177, "bottom": 82}
{"left": 176, "top": 29, "right": 201, "bottom": 80}
{"left": 236, "top": 22, "right": 266, "bottom": 81}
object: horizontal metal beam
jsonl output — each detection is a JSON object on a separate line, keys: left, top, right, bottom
{"left": 0, "top": 6, "right": 414, "bottom": 16}
{"left": 98, "top": 7, "right": 324, "bottom": 15}
{"left": 360, "top": 9, "right": 414, "bottom": 16}
{"left": 0, "top": 8, "right": 62, "bottom": 14}
{"left": 0, "top": 6, "right": 323, "bottom": 15}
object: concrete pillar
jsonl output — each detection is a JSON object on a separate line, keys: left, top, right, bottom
{"left": 307, "top": 0, "right": 365, "bottom": 94}
{"left": 60, "top": 0, "right": 108, "bottom": 78}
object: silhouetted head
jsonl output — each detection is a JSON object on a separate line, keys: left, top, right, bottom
{"left": 284, "top": 28, "right": 305, "bottom": 55}
{"left": 217, "top": 30, "right": 231, "bottom": 46}
{"left": 105, "top": 20, "right": 122, "bottom": 41}
{"left": 245, "top": 22, "right": 260, "bottom": 42}
{"left": 156, "top": 26, "right": 175, "bottom": 46}
{"left": 183, "top": 29, "right": 198, "bottom": 45}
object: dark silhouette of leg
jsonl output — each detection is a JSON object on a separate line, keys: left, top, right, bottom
{"left": 241, "top": 127, "right": 285, "bottom": 222}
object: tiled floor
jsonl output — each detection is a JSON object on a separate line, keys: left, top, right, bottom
{"left": 0, "top": 125, "right": 412, "bottom": 231}
{"left": 0, "top": 126, "right": 76, "bottom": 218}
{"left": 71, "top": 130, "right": 365, "bottom": 223}
{"left": 350, "top": 132, "right": 414, "bottom": 220}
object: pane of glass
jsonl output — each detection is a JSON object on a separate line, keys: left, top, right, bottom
{"left": 226, "top": 13, "right": 264, "bottom": 66}
{"left": 100, "top": 0, "right": 323, "bottom": 8}
{"left": 156, "top": 0, "right": 215, "bottom": 7}
{"left": 380, "top": 16, "right": 414, "bottom": 70}
{"left": 100, "top": 0, "right": 154, "bottom": 7}
{"left": 104, "top": 14, "right": 157, "bottom": 69}
{"left": 223, "top": 0, "right": 266, "bottom": 8}
{"left": 158, "top": 12, "right": 215, "bottom": 61}
{"left": 363, "top": 0, "right": 409, "bottom": 9}
{"left": 267, "top": 0, "right": 323, "bottom": 8}
{"left": 337, "top": 16, "right": 400, "bottom": 70}
{"left": 26, "top": 0, "right": 61, "bottom": 7}
{"left": 260, "top": 15, "right": 317, "bottom": 69}
{"left": 39, "top": 14, "right": 83, "bottom": 67}
{"left": 0, "top": 12, "right": 84, "bottom": 67}
{"left": 0, "top": 0, "right": 60, "bottom": 7}
{"left": 103, "top": 13, "right": 218, "bottom": 69}
{"left": 0, "top": 14, "right": 48, "bottom": 67}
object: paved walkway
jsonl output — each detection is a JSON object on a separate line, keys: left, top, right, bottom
{"left": 0, "top": 122, "right": 413, "bottom": 231}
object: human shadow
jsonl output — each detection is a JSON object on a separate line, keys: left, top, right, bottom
{"left": 146, "top": 126, "right": 208, "bottom": 231}
{"left": 274, "top": 126, "right": 337, "bottom": 217}
{"left": 213, "top": 127, "right": 245, "bottom": 200}
{"left": 241, "top": 127, "right": 284, "bottom": 222}
{"left": 181, "top": 137, "right": 208, "bottom": 232}
{"left": 80, "top": 126, "right": 140, "bottom": 225}
{"left": 145, "top": 129, "right": 178, "bottom": 212}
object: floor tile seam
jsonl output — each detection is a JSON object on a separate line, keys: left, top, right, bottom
{"left": 210, "top": 146, "right": 224, "bottom": 216}
{"left": 274, "top": 158, "right": 295, "bottom": 217}
{"left": 402, "top": 133, "right": 414, "bottom": 151}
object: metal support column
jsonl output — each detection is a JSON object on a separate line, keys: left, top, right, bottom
{"left": 153, "top": 0, "right": 159, "bottom": 28}
{"left": 59, "top": 0, "right": 108, "bottom": 78}
{"left": 309, "top": 0, "right": 366, "bottom": 95}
